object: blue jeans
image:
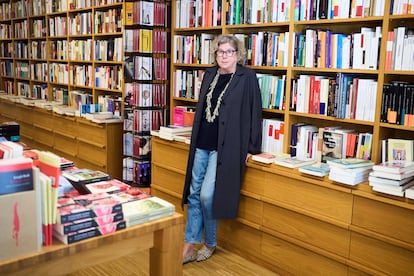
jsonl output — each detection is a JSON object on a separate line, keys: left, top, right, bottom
{"left": 184, "top": 148, "right": 218, "bottom": 248}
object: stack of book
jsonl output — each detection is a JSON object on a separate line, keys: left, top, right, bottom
{"left": 53, "top": 188, "right": 156, "bottom": 244}
{"left": 369, "top": 161, "right": 414, "bottom": 197}
{"left": 157, "top": 125, "right": 192, "bottom": 141}
{"left": 327, "top": 158, "right": 374, "bottom": 186}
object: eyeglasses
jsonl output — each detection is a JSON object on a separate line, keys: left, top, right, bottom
{"left": 216, "top": 49, "right": 237, "bottom": 57}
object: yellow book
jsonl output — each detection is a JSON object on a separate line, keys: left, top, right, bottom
{"left": 125, "top": 2, "right": 134, "bottom": 25}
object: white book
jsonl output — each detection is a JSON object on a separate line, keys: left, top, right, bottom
{"left": 372, "top": 185, "right": 405, "bottom": 197}
{"left": 394, "top": 26, "right": 406, "bottom": 70}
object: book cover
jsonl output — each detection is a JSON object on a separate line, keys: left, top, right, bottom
{"left": 274, "top": 157, "right": 316, "bottom": 168}
{"left": 0, "top": 157, "right": 33, "bottom": 195}
{"left": 387, "top": 138, "right": 414, "bottom": 161}
{"left": 372, "top": 161, "right": 414, "bottom": 174}
{"left": 251, "top": 153, "right": 277, "bottom": 164}
{"left": 299, "top": 163, "right": 330, "bottom": 177}
{"left": 327, "top": 158, "right": 374, "bottom": 169}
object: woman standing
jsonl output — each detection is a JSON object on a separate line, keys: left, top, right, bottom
{"left": 182, "top": 34, "right": 263, "bottom": 263}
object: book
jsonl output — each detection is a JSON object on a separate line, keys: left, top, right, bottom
{"left": 327, "top": 158, "right": 374, "bottom": 169}
{"left": 406, "top": 186, "right": 414, "bottom": 200}
{"left": 369, "top": 169, "right": 414, "bottom": 181}
{"left": 274, "top": 157, "right": 316, "bottom": 168}
{"left": 159, "top": 125, "right": 192, "bottom": 134}
{"left": 84, "top": 179, "right": 131, "bottom": 194}
{"left": 62, "top": 168, "right": 111, "bottom": 194}
{"left": 298, "top": 163, "right": 330, "bottom": 177}
{"left": 122, "top": 196, "right": 175, "bottom": 227}
{"left": 328, "top": 166, "right": 372, "bottom": 186}
{"left": 372, "top": 161, "right": 414, "bottom": 174}
{"left": 370, "top": 179, "right": 414, "bottom": 194}
{"left": 0, "top": 157, "right": 34, "bottom": 195}
{"left": 368, "top": 173, "right": 414, "bottom": 186}
{"left": 251, "top": 153, "right": 277, "bottom": 164}
{"left": 387, "top": 138, "right": 414, "bottom": 161}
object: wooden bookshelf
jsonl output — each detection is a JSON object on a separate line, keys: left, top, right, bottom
{"left": 153, "top": 0, "right": 414, "bottom": 274}
{"left": 169, "top": 0, "right": 414, "bottom": 164}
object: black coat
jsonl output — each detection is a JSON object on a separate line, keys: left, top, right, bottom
{"left": 181, "top": 65, "right": 263, "bottom": 219}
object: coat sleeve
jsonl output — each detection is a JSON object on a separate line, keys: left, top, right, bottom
{"left": 247, "top": 71, "right": 263, "bottom": 155}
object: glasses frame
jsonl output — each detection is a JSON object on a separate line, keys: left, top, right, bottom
{"left": 215, "top": 49, "right": 237, "bottom": 57}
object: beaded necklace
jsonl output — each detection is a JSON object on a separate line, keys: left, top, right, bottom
{"left": 205, "top": 70, "right": 235, "bottom": 123}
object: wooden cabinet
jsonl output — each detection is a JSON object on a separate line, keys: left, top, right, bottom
{"left": 151, "top": 136, "right": 414, "bottom": 274}
{"left": 0, "top": 98, "right": 122, "bottom": 179}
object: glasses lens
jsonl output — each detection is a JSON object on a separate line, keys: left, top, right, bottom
{"left": 217, "top": 50, "right": 236, "bottom": 57}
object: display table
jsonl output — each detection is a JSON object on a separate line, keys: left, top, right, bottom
{"left": 0, "top": 213, "right": 184, "bottom": 276}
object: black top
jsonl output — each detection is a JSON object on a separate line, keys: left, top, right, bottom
{"left": 196, "top": 73, "right": 232, "bottom": 150}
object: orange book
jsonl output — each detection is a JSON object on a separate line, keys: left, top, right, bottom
{"left": 385, "top": 31, "right": 394, "bottom": 70}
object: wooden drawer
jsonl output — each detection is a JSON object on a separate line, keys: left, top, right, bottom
{"left": 77, "top": 141, "right": 106, "bottom": 168}
{"left": 263, "top": 203, "right": 350, "bottom": 258}
{"left": 0, "top": 100, "right": 16, "bottom": 119}
{"left": 218, "top": 220, "right": 263, "bottom": 263}
{"left": 14, "top": 105, "right": 33, "bottom": 122}
{"left": 19, "top": 121, "right": 34, "bottom": 142}
{"left": 352, "top": 196, "right": 414, "bottom": 247}
{"left": 77, "top": 120, "right": 106, "bottom": 147}
{"left": 264, "top": 172, "right": 353, "bottom": 224}
{"left": 151, "top": 165, "right": 185, "bottom": 198}
{"left": 33, "top": 127, "right": 54, "bottom": 148}
{"left": 32, "top": 110, "right": 54, "bottom": 131}
{"left": 54, "top": 133, "right": 77, "bottom": 156}
{"left": 53, "top": 114, "right": 77, "bottom": 139}
{"left": 238, "top": 195, "right": 263, "bottom": 226}
{"left": 261, "top": 233, "right": 349, "bottom": 276}
{"left": 152, "top": 138, "right": 188, "bottom": 172}
{"left": 349, "top": 232, "right": 414, "bottom": 275}
{"left": 241, "top": 166, "right": 265, "bottom": 197}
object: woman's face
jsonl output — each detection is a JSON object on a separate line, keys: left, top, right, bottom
{"left": 216, "top": 43, "right": 238, "bottom": 74}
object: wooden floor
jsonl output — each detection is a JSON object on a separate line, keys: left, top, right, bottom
{"left": 68, "top": 246, "right": 278, "bottom": 276}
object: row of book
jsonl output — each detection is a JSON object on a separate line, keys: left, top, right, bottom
{"left": 124, "top": 0, "right": 168, "bottom": 27}
{"left": 124, "top": 55, "right": 168, "bottom": 81}
{"left": 295, "top": 0, "right": 385, "bottom": 21}
{"left": 124, "top": 29, "right": 168, "bottom": 54}
{"left": 173, "top": 33, "right": 216, "bottom": 65}
{"left": 122, "top": 157, "right": 151, "bottom": 186}
{"left": 293, "top": 27, "right": 381, "bottom": 70}
{"left": 381, "top": 81, "right": 414, "bottom": 126}
{"left": 123, "top": 109, "right": 165, "bottom": 133}
{"left": 234, "top": 32, "right": 289, "bottom": 67}
{"left": 291, "top": 74, "right": 377, "bottom": 122}
{"left": 124, "top": 82, "right": 167, "bottom": 108}
{"left": 176, "top": 0, "right": 222, "bottom": 28}
{"left": 384, "top": 27, "right": 414, "bottom": 71}
{"left": 226, "top": 0, "right": 290, "bottom": 25}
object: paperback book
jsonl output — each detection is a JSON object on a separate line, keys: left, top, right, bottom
{"left": 274, "top": 157, "right": 316, "bottom": 168}
{"left": 327, "top": 158, "right": 374, "bottom": 169}
{"left": 372, "top": 161, "right": 414, "bottom": 174}
{"left": 299, "top": 162, "right": 330, "bottom": 177}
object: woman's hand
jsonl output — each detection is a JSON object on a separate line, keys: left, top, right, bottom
{"left": 245, "top": 153, "right": 252, "bottom": 163}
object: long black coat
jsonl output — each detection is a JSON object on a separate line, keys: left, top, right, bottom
{"left": 181, "top": 64, "right": 263, "bottom": 219}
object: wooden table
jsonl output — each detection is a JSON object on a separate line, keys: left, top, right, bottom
{"left": 0, "top": 213, "right": 184, "bottom": 276}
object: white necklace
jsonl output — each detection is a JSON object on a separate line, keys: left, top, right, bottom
{"left": 205, "top": 70, "right": 235, "bottom": 123}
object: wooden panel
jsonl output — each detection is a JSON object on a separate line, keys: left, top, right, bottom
{"left": 151, "top": 165, "right": 185, "bottom": 197}
{"left": 352, "top": 196, "right": 414, "bottom": 246}
{"left": 349, "top": 232, "right": 414, "bottom": 275}
{"left": 14, "top": 105, "right": 34, "bottom": 122}
{"left": 218, "top": 220, "right": 263, "bottom": 262}
{"left": 53, "top": 114, "right": 77, "bottom": 139}
{"left": 32, "top": 109, "right": 54, "bottom": 131}
{"left": 238, "top": 195, "right": 263, "bottom": 226}
{"left": 262, "top": 203, "right": 350, "bottom": 258}
{"left": 261, "top": 233, "right": 348, "bottom": 276}
{"left": 0, "top": 100, "right": 16, "bottom": 119}
{"left": 264, "top": 172, "right": 353, "bottom": 224}
{"left": 54, "top": 133, "right": 77, "bottom": 156}
{"left": 19, "top": 121, "right": 34, "bottom": 142}
{"left": 33, "top": 127, "right": 54, "bottom": 148}
{"left": 241, "top": 166, "right": 265, "bottom": 197}
{"left": 152, "top": 138, "right": 188, "bottom": 172}
{"left": 77, "top": 141, "right": 106, "bottom": 168}
{"left": 77, "top": 120, "right": 106, "bottom": 147}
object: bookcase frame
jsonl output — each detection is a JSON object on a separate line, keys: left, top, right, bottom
{"left": 169, "top": 0, "right": 414, "bottom": 165}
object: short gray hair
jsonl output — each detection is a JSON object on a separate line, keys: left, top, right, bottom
{"left": 211, "top": 34, "right": 247, "bottom": 65}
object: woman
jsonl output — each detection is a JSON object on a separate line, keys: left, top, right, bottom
{"left": 181, "top": 34, "right": 263, "bottom": 264}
